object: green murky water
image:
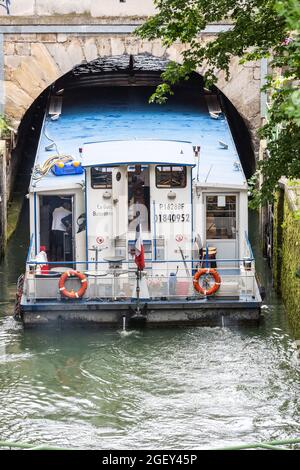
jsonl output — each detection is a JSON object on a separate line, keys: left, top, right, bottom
{"left": 0, "top": 206, "right": 299, "bottom": 449}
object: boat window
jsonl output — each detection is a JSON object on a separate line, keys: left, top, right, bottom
{"left": 155, "top": 166, "right": 186, "bottom": 188}
{"left": 206, "top": 195, "right": 237, "bottom": 239}
{"left": 91, "top": 167, "right": 113, "bottom": 189}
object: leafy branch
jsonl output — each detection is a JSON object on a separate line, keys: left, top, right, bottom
{"left": 0, "top": 115, "right": 11, "bottom": 139}
{"left": 136, "top": 0, "right": 300, "bottom": 206}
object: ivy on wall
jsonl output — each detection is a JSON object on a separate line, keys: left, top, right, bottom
{"left": 272, "top": 191, "right": 284, "bottom": 292}
{"left": 0, "top": 115, "right": 10, "bottom": 139}
{"left": 274, "top": 193, "right": 300, "bottom": 337}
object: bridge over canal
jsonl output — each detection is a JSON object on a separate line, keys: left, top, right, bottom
{"left": 0, "top": 1, "right": 265, "bottom": 139}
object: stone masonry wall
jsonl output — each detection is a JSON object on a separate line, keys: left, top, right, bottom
{"left": 3, "top": 32, "right": 262, "bottom": 145}
{"left": 273, "top": 190, "right": 300, "bottom": 337}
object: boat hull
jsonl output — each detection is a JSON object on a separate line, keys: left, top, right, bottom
{"left": 20, "top": 298, "right": 261, "bottom": 327}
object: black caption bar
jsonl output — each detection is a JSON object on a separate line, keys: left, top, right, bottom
{"left": 0, "top": 449, "right": 283, "bottom": 466}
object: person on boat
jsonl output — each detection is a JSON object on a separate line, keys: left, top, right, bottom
{"left": 50, "top": 200, "right": 72, "bottom": 261}
{"left": 128, "top": 165, "right": 144, "bottom": 202}
{"left": 128, "top": 179, "right": 150, "bottom": 233}
{"left": 128, "top": 165, "right": 150, "bottom": 231}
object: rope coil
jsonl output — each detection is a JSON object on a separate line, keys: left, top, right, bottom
{"left": 32, "top": 154, "right": 74, "bottom": 182}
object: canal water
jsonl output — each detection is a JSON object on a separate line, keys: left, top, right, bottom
{"left": 0, "top": 205, "right": 299, "bottom": 450}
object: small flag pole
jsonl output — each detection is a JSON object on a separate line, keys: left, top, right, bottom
{"left": 134, "top": 214, "right": 145, "bottom": 315}
{"left": 136, "top": 268, "right": 141, "bottom": 314}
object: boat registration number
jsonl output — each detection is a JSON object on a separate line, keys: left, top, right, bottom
{"left": 155, "top": 213, "right": 190, "bottom": 223}
{"left": 156, "top": 203, "right": 190, "bottom": 223}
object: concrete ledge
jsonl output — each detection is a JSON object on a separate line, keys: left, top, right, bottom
{"left": 0, "top": 15, "right": 234, "bottom": 26}
{"left": 0, "top": 16, "right": 149, "bottom": 26}
{"left": 0, "top": 23, "right": 233, "bottom": 34}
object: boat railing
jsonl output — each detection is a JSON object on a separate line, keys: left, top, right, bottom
{"left": 25, "top": 257, "right": 255, "bottom": 268}
{"left": 25, "top": 257, "right": 255, "bottom": 282}
{"left": 23, "top": 262, "right": 258, "bottom": 302}
{"left": 26, "top": 234, "right": 35, "bottom": 271}
{"left": 243, "top": 231, "right": 255, "bottom": 271}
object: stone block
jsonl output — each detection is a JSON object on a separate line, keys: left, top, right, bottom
{"left": 124, "top": 38, "right": 139, "bottom": 56}
{"left": 66, "top": 39, "right": 85, "bottom": 68}
{"left": 4, "top": 55, "right": 23, "bottom": 70}
{"left": 110, "top": 37, "right": 126, "bottom": 56}
{"left": 97, "top": 38, "right": 112, "bottom": 57}
{"left": 151, "top": 40, "right": 165, "bottom": 58}
{"left": 46, "top": 43, "right": 74, "bottom": 75}
{"left": 4, "top": 81, "right": 32, "bottom": 119}
{"left": 12, "top": 60, "right": 44, "bottom": 98}
{"left": 15, "top": 53, "right": 56, "bottom": 94}
{"left": 4, "top": 35, "right": 19, "bottom": 43}
{"left": 36, "top": 34, "right": 57, "bottom": 43}
{"left": 57, "top": 34, "right": 68, "bottom": 43}
{"left": 6, "top": 34, "right": 37, "bottom": 43}
{"left": 136, "top": 40, "right": 153, "bottom": 55}
{"left": 167, "top": 43, "right": 188, "bottom": 63}
{"left": 31, "top": 43, "right": 60, "bottom": 83}
{"left": 15, "top": 43, "right": 31, "bottom": 56}
{"left": 4, "top": 66, "right": 13, "bottom": 81}
{"left": 83, "top": 38, "right": 98, "bottom": 62}
{"left": 3, "top": 42, "right": 14, "bottom": 56}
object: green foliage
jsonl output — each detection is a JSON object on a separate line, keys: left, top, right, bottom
{"left": 137, "top": 1, "right": 285, "bottom": 95}
{"left": 278, "top": 199, "right": 300, "bottom": 335}
{"left": 136, "top": 0, "right": 300, "bottom": 206}
{"left": 0, "top": 115, "right": 10, "bottom": 139}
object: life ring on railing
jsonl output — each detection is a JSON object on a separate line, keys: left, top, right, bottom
{"left": 193, "top": 268, "right": 221, "bottom": 296}
{"left": 59, "top": 270, "right": 87, "bottom": 299}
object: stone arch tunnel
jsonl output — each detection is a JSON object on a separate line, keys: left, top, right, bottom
{"left": 4, "top": 40, "right": 262, "bottom": 145}
{"left": 16, "top": 53, "right": 256, "bottom": 189}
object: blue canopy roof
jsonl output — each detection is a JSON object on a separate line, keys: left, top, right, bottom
{"left": 31, "top": 87, "right": 247, "bottom": 190}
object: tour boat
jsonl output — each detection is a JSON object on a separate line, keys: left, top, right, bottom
{"left": 16, "top": 86, "right": 262, "bottom": 326}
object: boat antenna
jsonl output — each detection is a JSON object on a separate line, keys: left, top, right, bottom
{"left": 205, "top": 164, "right": 213, "bottom": 183}
{"left": 193, "top": 145, "right": 201, "bottom": 181}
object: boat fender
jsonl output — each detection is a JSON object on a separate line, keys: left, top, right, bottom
{"left": 193, "top": 268, "right": 221, "bottom": 296}
{"left": 14, "top": 274, "right": 25, "bottom": 320}
{"left": 59, "top": 270, "right": 88, "bottom": 299}
{"left": 259, "top": 285, "right": 266, "bottom": 301}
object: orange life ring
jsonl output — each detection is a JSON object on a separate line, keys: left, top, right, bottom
{"left": 59, "top": 270, "right": 87, "bottom": 299}
{"left": 193, "top": 268, "right": 221, "bottom": 296}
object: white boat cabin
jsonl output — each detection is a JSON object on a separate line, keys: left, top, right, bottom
{"left": 23, "top": 87, "right": 260, "bottom": 310}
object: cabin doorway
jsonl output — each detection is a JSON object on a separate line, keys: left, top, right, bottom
{"left": 39, "top": 195, "right": 75, "bottom": 264}
{"left": 205, "top": 194, "right": 239, "bottom": 264}
{"left": 128, "top": 165, "right": 150, "bottom": 232}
